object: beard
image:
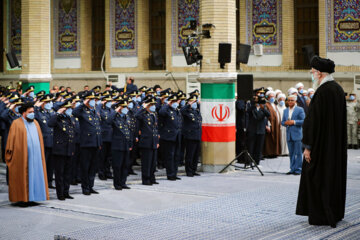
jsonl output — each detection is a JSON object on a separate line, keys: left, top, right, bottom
{"left": 312, "top": 78, "right": 320, "bottom": 89}
{"left": 25, "top": 117, "right": 34, "bottom": 122}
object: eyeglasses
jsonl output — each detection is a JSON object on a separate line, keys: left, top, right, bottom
{"left": 288, "top": 100, "right": 296, "bottom": 102}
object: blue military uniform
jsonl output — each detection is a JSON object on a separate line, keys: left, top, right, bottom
{"left": 159, "top": 96, "right": 182, "bottom": 180}
{"left": 72, "top": 91, "right": 102, "bottom": 195}
{"left": 180, "top": 101, "right": 202, "bottom": 176}
{"left": 99, "top": 104, "right": 114, "bottom": 180}
{"left": 127, "top": 101, "right": 140, "bottom": 175}
{"left": 108, "top": 106, "right": 132, "bottom": 190}
{"left": 136, "top": 97, "right": 159, "bottom": 185}
{"left": 48, "top": 102, "right": 75, "bottom": 200}
{"left": 71, "top": 115, "right": 82, "bottom": 184}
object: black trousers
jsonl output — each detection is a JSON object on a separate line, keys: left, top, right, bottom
{"left": 140, "top": 148, "right": 157, "bottom": 184}
{"left": 177, "top": 134, "right": 185, "bottom": 166}
{"left": 53, "top": 154, "right": 72, "bottom": 198}
{"left": 157, "top": 139, "right": 165, "bottom": 168}
{"left": 99, "top": 142, "right": 112, "bottom": 178}
{"left": 185, "top": 139, "right": 200, "bottom": 175}
{"left": 71, "top": 143, "right": 81, "bottom": 183}
{"left": 45, "top": 147, "right": 54, "bottom": 184}
{"left": 128, "top": 140, "right": 139, "bottom": 172}
{"left": 162, "top": 139, "right": 180, "bottom": 178}
{"left": 246, "top": 133, "right": 265, "bottom": 165}
{"left": 112, "top": 150, "right": 130, "bottom": 188}
{"left": 80, "top": 147, "right": 99, "bottom": 192}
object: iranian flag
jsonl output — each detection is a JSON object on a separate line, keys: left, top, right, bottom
{"left": 201, "top": 83, "right": 236, "bottom": 142}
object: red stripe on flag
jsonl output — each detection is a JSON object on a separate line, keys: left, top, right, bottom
{"left": 201, "top": 126, "right": 236, "bottom": 142}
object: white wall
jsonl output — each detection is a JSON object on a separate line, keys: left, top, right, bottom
{"left": 247, "top": 54, "right": 282, "bottom": 67}
{"left": 327, "top": 52, "right": 360, "bottom": 66}
{"left": 111, "top": 57, "right": 138, "bottom": 68}
{"left": 54, "top": 58, "right": 81, "bottom": 69}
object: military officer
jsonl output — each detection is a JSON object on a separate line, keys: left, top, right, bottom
{"left": 136, "top": 96, "right": 159, "bottom": 185}
{"left": 347, "top": 92, "right": 359, "bottom": 149}
{"left": 34, "top": 94, "right": 56, "bottom": 188}
{"left": 181, "top": 95, "right": 202, "bottom": 177}
{"left": 71, "top": 95, "right": 82, "bottom": 185}
{"left": 127, "top": 96, "right": 139, "bottom": 175}
{"left": 48, "top": 99, "right": 76, "bottom": 200}
{"left": 73, "top": 91, "right": 102, "bottom": 195}
{"left": 139, "top": 86, "right": 148, "bottom": 100}
{"left": 107, "top": 100, "right": 132, "bottom": 190}
{"left": 98, "top": 93, "right": 114, "bottom": 180}
{"left": 156, "top": 90, "right": 170, "bottom": 169}
{"left": 22, "top": 85, "right": 35, "bottom": 103}
{"left": 177, "top": 93, "right": 187, "bottom": 167}
{"left": 159, "top": 94, "right": 182, "bottom": 181}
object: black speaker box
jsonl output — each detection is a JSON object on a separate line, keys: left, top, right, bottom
{"left": 6, "top": 50, "right": 20, "bottom": 68}
{"left": 237, "top": 74, "right": 253, "bottom": 101}
{"left": 152, "top": 50, "right": 163, "bottom": 67}
{"left": 218, "top": 43, "right": 232, "bottom": 64}
{"left": 237, "top": 44, "right": 251, "bottom": 64}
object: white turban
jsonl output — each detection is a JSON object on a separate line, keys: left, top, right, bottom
{"left": 267, "top": 87, "right": 273, "bottom": 91}
{"left": 277, "top": 93, "right": 286, "bottom": 100}
{"left": 288, "top": 87, "right": 298, "bottom": 95}
{"left": 265, "top": 90, "right": 275, "bottom": 97}
{"left": 274, "top": 89, "right": 282, "bottom": 96}
{"left": 288, "top": 94, "right": 298, "bottom": 101}
{"left": 295, "top": 82, "right": 304, "bottom": 89}
{"left": 308, "top": 88, "right": 315, "bottom": 93}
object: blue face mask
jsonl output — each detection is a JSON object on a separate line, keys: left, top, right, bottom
{"left": 156, "top": 91, "right": 160, "bottom": 95}
{"left": 15, "top": 106, "right": 20, "bottom": 113}
{"left": 171, "top": 102, "right": 179, "bottom": 109}
{"left": 65, "top": 108, "right": 73, "bottom": 116}
{"left": 304, "top": 96, "right": 308, "bottom": 101}
{"left": 350, "top": 95, "right": 355, "bottom": 101}
{"left": 149, "top": 105, "right": 156, "bottom": 112}
{"left": 299, "top": 89, "right": 304, "bottom": 94}
{"left": 75, "top": 102, "right": 81, "bottom": 108}
{"left": 106, "top": 102, "right": 112, "bottom": 108}
{"left": 310, "top": 94, "right": 314, "bottom": 99}
{"left": 259, "top": 94, "right": 264, "bottom": 98}
{"left": 136, "top": 96, "right": 141, "bottom": 102}
{"left": 132, "top": 97, "right": 137, "bottom": 102}
{"left": 141, "top": 93, "right": 145, "bottom": 98}
{"left": 180, "top": 100, "right": 185, "bottom": 107}
{"left": 44, "top": 103, "right": 52, "bottom": 110}
{"left": 191, "top": 102, "right": 198, "bottom": 109}
{"left": 96, "top": 100, "right": 102, "bottom": 106}
{"left": 279, "top": 100, "right": 285, "bottom": 107}
{"left": 269, "top": 97, "right": 275, "bottom": 104}
{"left": 311, "top": 74, "right": 315, "bottom": 83}
{"left": 27, "top": 112, "right": 35, "bottom": 120}
{"left": 89, "top": 99, "right": 96, "bottom": 108}
{"left": 164, "top": 98, "right": 169, "bottom": 104}
{"left": 29, "top": 92, "right": 35, "bottom": 98}
{"left": 128, "top": 102, "right": 134, "bottom": 109}
{"left": 121, "top": 108, "right": 129, "bottom": 115}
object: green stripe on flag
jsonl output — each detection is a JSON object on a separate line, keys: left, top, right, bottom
{"left": 201, "top": 83, "right": 235, "bottom": 99}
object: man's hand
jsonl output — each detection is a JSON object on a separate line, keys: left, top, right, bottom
{"left": 84, "top": 99, "right": 90, "bottom": 105}
{"left": 115, "top": 107, "right": 121, "bottom": 113}
{"left": 284, "top": 120, "right": 295, "bottom": 126}
{"left": 304, "top": 148, "right": 311, "bottom": 163}
{"left": 157, "top": 144, "right": 159, "bottom": 149}
{"left": 142, "top": 103, "right": 149, "bottom": 109}
{"left": 57, "top": 107, "right": 66, "bottom": 114}
{"left": 9, "top": 104, "right": 16, "bottom": 110}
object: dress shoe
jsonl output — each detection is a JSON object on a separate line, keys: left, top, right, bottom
{"left": 90, "top": 189, "right": 99, "bottom": 194}
{"left": 106, "top": 175, "right": 114, "bottom": 179}
{"left": 115, "top": 186, "right": 122, "bottom": 190}
{"left": 70, "top": 181, "right": 78, "bottom": 186}
{"left": 167, "top": 177, "right": 176, "bottom": 181}
{"left": 98, "top": 175, "right": 107, "bottom": 181}
{"left": 354, "top": 145, "right": 359, "bottom": 150}
{"left": 286, "top": 172, "right": 293, "bottom": 175}
{"left": 121, "top": 185, "right": 131, "bottom": 189}
{"left": 348, "top": 144, "right": 353, "bottom": 149}
{"left": 151, "top": 181, "right": 159, "bottom": 184}
{"left": 193, "top": 173, "right": 201, "bottom": 176}
{"left": 128, "top": 170, "right": 137, "bottom": 175}
{"left": 142, "top": 182, "right": 152, "bottom": 186}
{"left": 293, "top": 172, "right": 301, "bottom": 175}
{"left": 186, "top": 173, "right": 194, "bottom": 177}
{"left": 175, "top": 177, "right": 181, "bottom": 180}
{"left": 65, "top": 194, "right": 74, "bottom": 199}
{"left": 82, "top": 190, "right": 91, "bottom": 195}
{"left": 57, "top": 196, "right": 65, "bottom": 201}
{"left": 48, "top": 184, "right": 56, "bottom": 189}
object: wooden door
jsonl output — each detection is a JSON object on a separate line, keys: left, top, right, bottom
{"left": 92, "top": 0, "right": 105, "bottom": 71}
{"left": 149, "top": 0, "right": 166, "bottom": 70}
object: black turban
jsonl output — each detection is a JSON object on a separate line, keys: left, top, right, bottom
{"left": 310, "top": 56, "right": 335, "bottom": 74}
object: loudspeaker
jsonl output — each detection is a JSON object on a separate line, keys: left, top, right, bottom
{"left": 189, "top": 20, "right": 197, "bottom": 30}
{"left": 218, "top": 43, "right": 231, "bottom": 68}
{"left": 236, "top": 44, "right": 251, "bottom": 64}
{"left": 6, "top": 50, "right": 20, "bottom": 68}
{"left": 152, "top": 50, "right": 163, "bottom": 67}
{"left": 302, "top": 45, "right": 315, "bottom": 66}
{"left": 237, "top": 74, "right": 253, "bottom": 101}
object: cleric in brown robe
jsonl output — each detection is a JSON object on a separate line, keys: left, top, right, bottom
{"left": 263, "top": 91, "right": 281, "bottom": 157}
{"left": 296, "top": 56, "right": 347, "bottom": 228}
{"left": 5, "top": 102, "right": 49, "bottom": 203}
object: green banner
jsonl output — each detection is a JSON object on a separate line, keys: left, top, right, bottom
{"left": 201, "top": 83, "right": 235, "bottom": 99}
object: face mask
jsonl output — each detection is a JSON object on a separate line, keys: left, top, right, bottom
{"left": 180, "top": 100, "right": 185, "bottom": 107}
{"left": 350, "top": 95, "right": 355, "bottom": 101}
{"left": 49, "top": 101, "right": 54, "bottom": 108}
{"left": 304, "top": 96, "right": 308, "bottom": 101}
{"left": 27, "top": 112, "right": 35, "bottom": 120}
{"left": 89, "top": 99, "right": 96, "bottom": 108}
{"left": 106, "top": 102, "right": 112, "bottom": 108}
{"left": 191, "top": 102, "right": 198, "bottom": 109}
{"left": 132, "top": 97, "right": 137, "bottom": 102}
{"left": 171, "top": 102, "right": 179, "bottom": 109}
{"left": 136, "top": 96, "right": 142, "bottom": 102}
{"left": 15, "top": 106, "right": 20, "bottom": 113}
{"left": 279, "top": 100, "right": 285, "bottom": 107}
{"left": 156, "top": 91, "right": 160, "bottom": 95}
{"left": 259, "top": 94, "right": 264, "bottom": 98}
{"left": 299, "top": 89, "right": 304, "bottom": 94}
{"left": 44, "top": 103, "right": 52, "bottom": 110}
{"left": 75, "top": 102, "right": 81, "bottom": 108}
{"left": 269, "top": 97, "right": 275, "bottom": 104}
{"left": 121, "top": 108, "right": 129, "bottom": 115}
{"left": 164, "top": 98, "right": 169, "bottom": 104}
{"left": 65, "top": 108, "right": 73, "bottom": 116}
{"left": 311, "top": 73, "right": 319, "bottom": 89}
{"left": 141, "top": 93, "right": 145, "bottom": 98}
{"left": 29, "top": 92, "right": 35, "bottom": 98}
{"left": 310, "top": 94, "right": 314, "bottom": 99}
{"left": 149, "top": 105, "right": 156, "bottom": 112}
{"left": 128, "top": 102, "right": 134, "bottom": 109}
{"left": 96, "top": 100, "right": 102, "bottom": 106}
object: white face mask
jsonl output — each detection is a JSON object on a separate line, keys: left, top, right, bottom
{"left": 311, "top": 72, "right": 320, "bottom": 89}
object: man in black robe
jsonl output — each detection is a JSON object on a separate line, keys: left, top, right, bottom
{"left": 296, "top": 56, "right": 347, "bottom": 228}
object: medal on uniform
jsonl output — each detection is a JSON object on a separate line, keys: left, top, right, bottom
{"left": 89, "top": 117, "right": 92, "bottom": 120}
{"left": 148, "top": 122, "right": 151, "bottom": 125}
{"left": 43, "top": 120, "right": 46, "bottom": 123}
{"left": 63, "top": 128, "right": 66, "bottom": 131}
{"left": 171, "top": 117, "right": 174, "bottom": 120}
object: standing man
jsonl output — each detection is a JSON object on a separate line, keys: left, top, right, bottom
{"left": 5, "top": 103, "right": 49, "bottom": 204}
{"left": 124, "top": 76, "right": 138, "bottom": 93}
{"left": 295, "top": 82, "right": 308, "bottom": 114}
{"left": 281, "top": 95, "right": 305, "bottom": 175}
{"left": 73, "top": 91, "right": 102, "bottom": 195}
{"left": 48, "top": 99, "right": 75, "bottom": 200}
{"left": 346, "top": 92, "right": 359, "bottom": 149}
{"left": 296, "top": 56, "right": 347, "bottom": 228}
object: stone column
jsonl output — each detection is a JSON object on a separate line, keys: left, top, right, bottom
{"left": 199, "top": 0, "right": 237, "bottom": 172}
{"left": 20, "top": 0, "right": 51, "bottom": 92}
